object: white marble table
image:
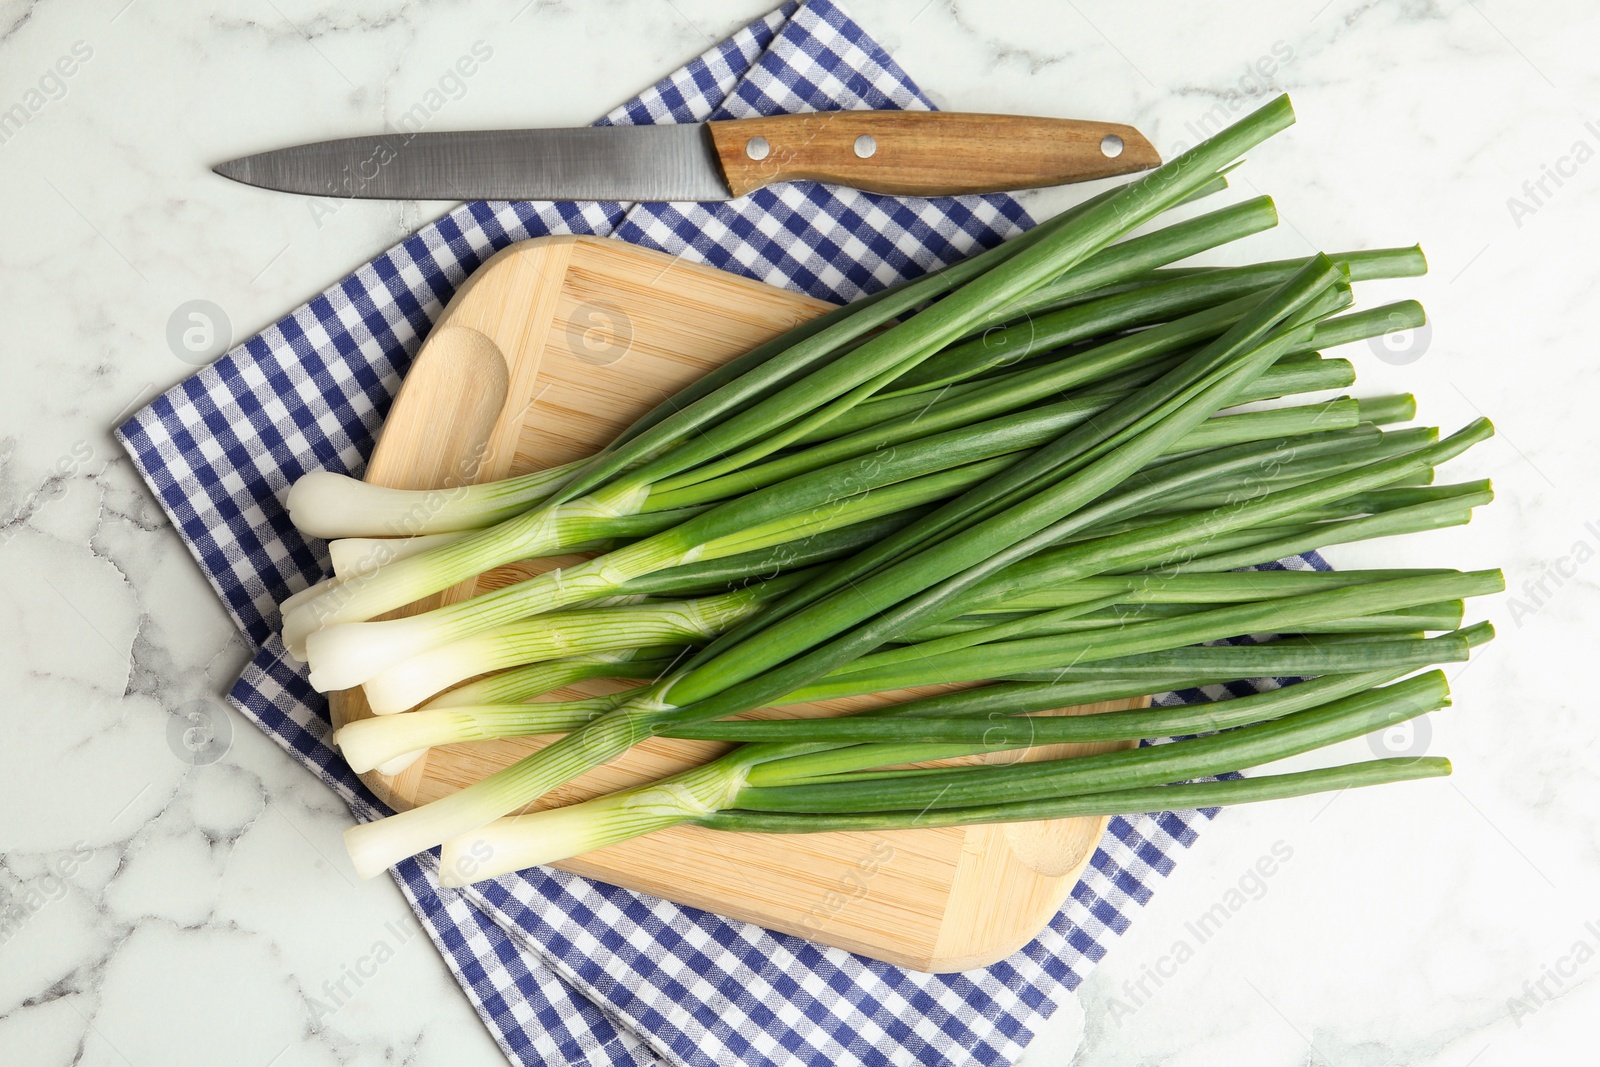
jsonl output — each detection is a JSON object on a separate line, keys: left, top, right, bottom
{"left": 1, "top": 1, "right": 1594, "bottom": 1063}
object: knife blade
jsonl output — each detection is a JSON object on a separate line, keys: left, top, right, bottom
{"left": 213, "top": 111, "right": 1160, "bottom": 202}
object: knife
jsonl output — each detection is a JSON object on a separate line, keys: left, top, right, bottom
{"left": 213, "top": 111, "right": 1159, "bottom": 202}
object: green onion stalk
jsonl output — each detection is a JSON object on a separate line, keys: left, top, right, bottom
{"left": 287, "top": 459, "right": 589, "bottom": 539}
{"left": 686, "top": 624, "right": 1493, "bottom": 739}
{"left": 419, "top": 647, "right": 680, "bottom": 708}
{"left": 358, "top": 577, "right": 798, "bottom": 715}
{"left": 435, "top": 669, "right": 1456, "bottom": 885}
{"left": 993, "top": 622, "right": 1493, "bottom": 688}
{"left": 336, "top": 695, "right": 629, "bottom": 776}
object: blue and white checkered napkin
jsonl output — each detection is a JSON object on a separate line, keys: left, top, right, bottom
{"left": 117, "top": 2, "right": 1326, "bottom": 1063}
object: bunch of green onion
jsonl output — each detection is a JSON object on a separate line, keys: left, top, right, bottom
{"left": 272, "top": 94, "right": 1501, "bottom": 883}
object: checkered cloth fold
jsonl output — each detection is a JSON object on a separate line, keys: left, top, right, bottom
{"left": 117, "top": 3, "right": 1324, "bottom": 1063}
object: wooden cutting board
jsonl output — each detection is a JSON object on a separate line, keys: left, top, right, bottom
{"left": 330, "top": 235, "right": 1144, "bottom": 972}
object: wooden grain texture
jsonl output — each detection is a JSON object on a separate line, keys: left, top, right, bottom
{"left": 707, "top": 111, "right": 1160, "bottom": 198}
{"left": 330, "top": 235, "right": 1148, "bottom": 972}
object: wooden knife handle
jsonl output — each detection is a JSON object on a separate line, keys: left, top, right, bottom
{"left": 706, "top": 111, "right": 1160, "bottom": 199}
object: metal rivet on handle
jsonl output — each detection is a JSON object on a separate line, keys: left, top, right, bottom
{"left": 853, "top": 134, "right": 877, "bottom": 159}
{"left": 746, "top": 137, "right": 771, "bottom": 161}
{"left": 1100, "top": 134, "right": 1124, "bottom": 159}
